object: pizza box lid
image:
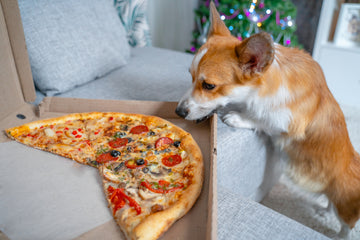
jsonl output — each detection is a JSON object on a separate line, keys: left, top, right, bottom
{"left": 0, "top": 0, "right": 36, "bottom": 119}
{"left": 0, "top": 1, "right": 218, "bottom": 239}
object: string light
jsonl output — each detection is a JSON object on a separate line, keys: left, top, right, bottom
{"left": 276, "top": 11, "right": 294, "bottom": 29}
{"left": 191, "top": 0, "right": 297, "bottom": 52}
{"left": 244, "top": 1, "right": 272, "bottom": 24}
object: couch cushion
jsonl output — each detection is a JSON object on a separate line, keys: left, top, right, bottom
{"left": 218, "top": 187, "right": 329, "bottom": 240}
{"left": 19, "top": 0, "right": 130, "bottom": 96}
{"left": 217, "top": 119, "right": 269, "bottom": 200}
{"left": 57, "top": 47, "right": 193, "bottom": 101}
{"left": 114, "top": 0, "right": 151, "bottom": 47}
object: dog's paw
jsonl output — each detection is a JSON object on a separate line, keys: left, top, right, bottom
{"left": 222, "top": 112, "right": 255, "bottom": 129}
{"left": 334, "top": 226, "right": 351, "bottom": 240}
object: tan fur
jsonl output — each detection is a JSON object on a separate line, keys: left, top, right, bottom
{"left": 263, "top": 44, "right": 360, "bottom": 229}
{"left": 193, "top": 1, "right": 360, "bottom": 231}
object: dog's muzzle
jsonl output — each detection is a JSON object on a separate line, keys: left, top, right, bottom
{"left": 175, "top": 103, "right": 215, "bottom": 123}
{"left": 175, "top": 104, "right": 189, "bottom": 119}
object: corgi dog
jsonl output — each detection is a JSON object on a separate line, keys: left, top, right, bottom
{"left": 176, "top": 2, "right": 360, "bottom": 239}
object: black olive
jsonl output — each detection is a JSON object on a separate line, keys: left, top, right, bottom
{"left": 114, "top": 162, "right": 124, "bottom": 171}
{"left": 148, "top": 131, "right": 155, "bottom": 136}
{"left": 121, "top": 125, "right": 128, "bottom": 131}
{"left": 114, "top": 131, "right": 126, "bottom": 138}
{"left": 174, "top": 141, "right": 181, "bottom": 147}
{"left": 147, "top": 145, "right": 152, "bottom": 149}
{"left": 110, "top": 150, "right": 121, "bottom": 157}
{"left": 127, "top": 146, "right": 132, "bottom": 152}
{"left": 136, "top": 158, "right": 145, "bottom": 165}
{"left": 142, "top": 167, "right": 149, "bottom": 173}
{"left": 127, "top": 138, "right": 133, "bottom": 143}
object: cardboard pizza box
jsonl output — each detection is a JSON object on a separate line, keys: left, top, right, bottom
{"left": 0, "top": 1, "right": 217, "bottom": 239}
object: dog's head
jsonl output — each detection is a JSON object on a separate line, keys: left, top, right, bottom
{"left": 176, "top": 2, "right": 275, "bottom": 122}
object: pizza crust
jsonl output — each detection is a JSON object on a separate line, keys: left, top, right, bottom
{"left": 132, "top": 142, "right": 203, "bottom": 240}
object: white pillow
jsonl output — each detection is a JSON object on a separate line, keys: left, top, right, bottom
{"left": 19, "top": 0, "right": 131, "bottom": 96}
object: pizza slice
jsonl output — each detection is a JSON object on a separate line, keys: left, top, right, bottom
{"left": 5, "top": 113, "right": 94, "bottom": 164}
{"left": 5, "top": 112, "right": 204, "bottom": 240}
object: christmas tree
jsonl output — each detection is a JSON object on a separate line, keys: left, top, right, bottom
{"left": 189, "top": 0, "right": 301, "bottom": 53}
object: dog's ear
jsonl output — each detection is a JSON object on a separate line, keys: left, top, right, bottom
{"left": 208, "top": 1, "right": 231, "bottom": 38}
{"left": 235, "top": 32, "right": 274, "bottom": 77}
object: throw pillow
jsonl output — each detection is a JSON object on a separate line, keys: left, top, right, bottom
{"left": 19, "top": 0, "right": 131, "bottom": 96}
{"left": 114, "top": 0, "right": 151, "bottom": 47}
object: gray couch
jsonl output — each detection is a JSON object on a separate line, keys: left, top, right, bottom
{"left": 20, "top": 0, "right": 329, "bottom": 239}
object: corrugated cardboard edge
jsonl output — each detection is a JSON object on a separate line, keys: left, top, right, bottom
{"left": 0, "top": 0, "right": 35, "bottom": 102}
{"left": 38, "top": 97, "right": 181, "bottom": 119}
{"left": 207, "top": 115, "right": 218, "bottom": 240}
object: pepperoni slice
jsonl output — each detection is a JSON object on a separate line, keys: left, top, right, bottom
{"left": 96, "top": 152, "right": 118, "bottom": 163}
{"left": 161, "top": 154, "right": 182, "bottom": 167}
{"left": 155, "top": 137, "right": 174, "bottom": 149}
{"left": 130, "top": 125, "right": 149, "bottom": 134}
{"left": 108, "top": 138, "right": 128, "bottom": 148}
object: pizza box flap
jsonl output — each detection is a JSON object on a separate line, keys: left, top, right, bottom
{"left": 0, "top": 0, "right": 36, "bottom": 122}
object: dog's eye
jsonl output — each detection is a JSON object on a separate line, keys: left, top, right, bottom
{"left": 202, "top": 81, "right": 216, "bottom": 90}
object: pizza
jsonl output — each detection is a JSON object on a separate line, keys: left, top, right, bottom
{"left": 5, "top": 112, "right": 204, "bottom": 240}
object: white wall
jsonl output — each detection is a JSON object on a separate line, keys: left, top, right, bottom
{"left": 313, "top": 0, "right": 360, "bottom": 107}
{"left": 147, "top": 0, "right": 199, "bottom": 52}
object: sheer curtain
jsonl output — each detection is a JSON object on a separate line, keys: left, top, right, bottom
{"left": 147, "top": 0, "right": 199, "bottom": 52}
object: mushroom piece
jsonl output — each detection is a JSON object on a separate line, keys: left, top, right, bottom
{"left": 149, "top": 166, "right": 172, "bottom": 178}
{"left": 151, "top": 204, "right": 164, "bottom": 213}
{"left": 126, "top": 187, "right": 138, "bottom": 197}
{"left": 138, "top": 188, "right": 159, "bottom": 200}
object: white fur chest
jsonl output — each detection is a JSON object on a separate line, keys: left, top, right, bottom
{"left": 228, "top": 85, "right": 293, "bottom": 138}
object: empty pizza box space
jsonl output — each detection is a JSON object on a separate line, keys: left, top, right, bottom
{"left": 0, "top": 1, "right": 217, "bottom": 239}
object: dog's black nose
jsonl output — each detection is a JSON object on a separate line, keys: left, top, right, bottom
{"left": 175, "top": 106, "right": 189, "bottom": 118}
